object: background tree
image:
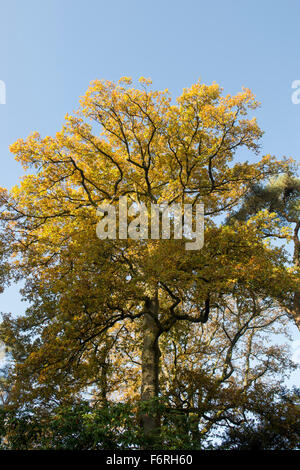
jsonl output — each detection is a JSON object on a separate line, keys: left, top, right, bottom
{"left": 218, "top": 386, "right": 300, "bottom": 450}
{"left": 227, "top": 173, "right": 300, "bottom": 329}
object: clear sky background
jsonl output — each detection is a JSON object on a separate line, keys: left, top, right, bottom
{"left": 0, "top": 0, "right": 299, "bottom": 385}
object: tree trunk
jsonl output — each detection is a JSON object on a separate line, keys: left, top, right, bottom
{"left": 294, "top": 292, "right": 300, "bottom": 331}
{"left": 100, "top": 361, "right": 108, "bottom": 405}
{"left": 141, "top": 295, "right": 161, "bottom": 447}
{"left": 293, "top": 222, "right": 300, "bottom": 331}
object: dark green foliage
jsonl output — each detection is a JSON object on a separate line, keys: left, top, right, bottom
{"left": 219, "top": 387, "right": 300, "bottom": 450}
{"left": 1, "top": 388, "right": 299, "bottom": 450}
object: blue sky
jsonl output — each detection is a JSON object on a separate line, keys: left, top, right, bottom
{"left": 0, "top": 0, "right": 299, "bottom": 384}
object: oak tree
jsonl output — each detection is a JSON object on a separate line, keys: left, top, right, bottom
{"left": 0, "top": 78, "right": 298, "bottom": 446}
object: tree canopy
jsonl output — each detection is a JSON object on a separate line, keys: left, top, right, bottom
{"left": 0, "top": 77, "right": 299, "bottom": 449}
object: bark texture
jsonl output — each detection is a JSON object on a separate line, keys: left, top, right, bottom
{"left": 141, "top": 294, "right": 161, "bottom": 446}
